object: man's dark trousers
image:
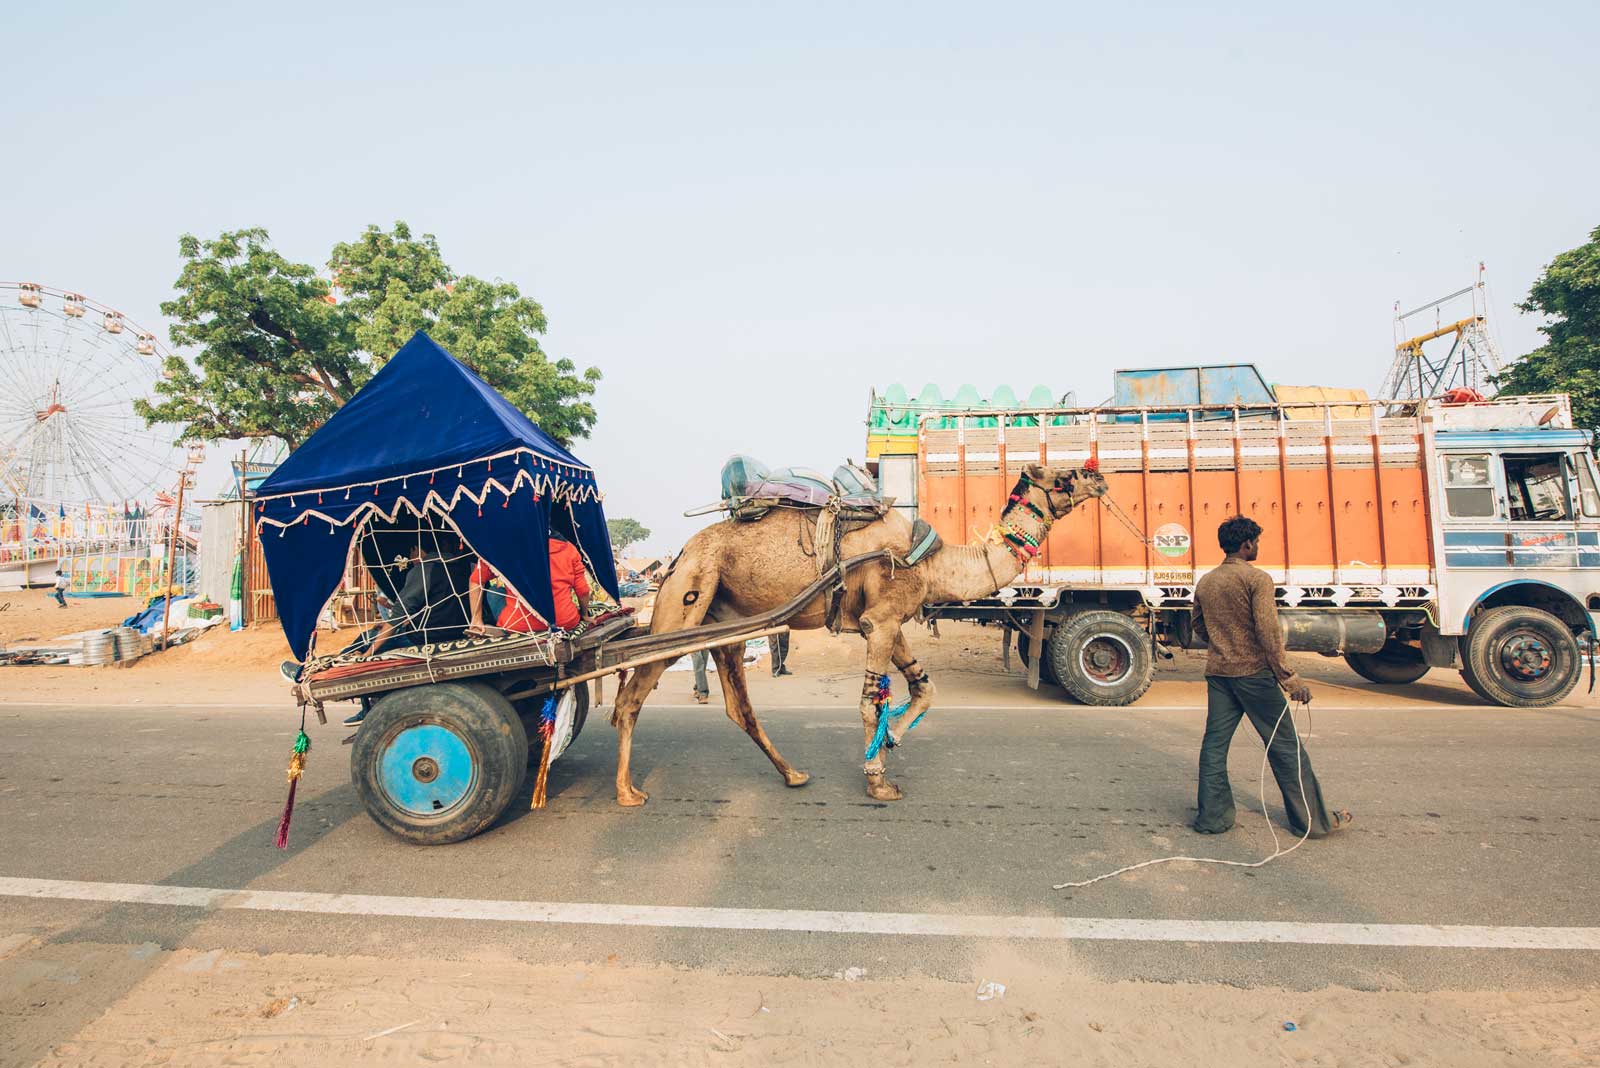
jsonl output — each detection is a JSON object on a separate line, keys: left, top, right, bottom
{"left": 1195, "top": 671, "right": 1333, "bottom": 837}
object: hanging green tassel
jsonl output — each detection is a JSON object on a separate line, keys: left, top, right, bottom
{"left": 274, "top": 728, "right": 311, "bottom": 849}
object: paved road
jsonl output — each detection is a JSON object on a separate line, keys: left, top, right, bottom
{"left": 3, "top": 690, "right": 1597, "bottom": 1066}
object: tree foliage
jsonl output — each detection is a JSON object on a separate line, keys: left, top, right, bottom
{"left": 1495, "top": 223, "right": 1600, "bottom": 434}
{"left": 607, "top": 517, "right": 651, "bottom": 555}
{"left": 137, "top": 223, "right": 601, "bottom": 449}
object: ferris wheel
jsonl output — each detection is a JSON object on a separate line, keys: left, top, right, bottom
{"left": 0, "top": 282, "right": 181, "bottom": 505}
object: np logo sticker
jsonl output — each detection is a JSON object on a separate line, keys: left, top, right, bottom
{"left": 1153, "top": 523, "right": 1191, "bottom": 559}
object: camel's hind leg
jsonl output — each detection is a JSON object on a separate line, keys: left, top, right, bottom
{"left": 711, "top": 643, "right": 810, "bottom": 788}
{"left": 609, "top": 558, "right": 717, "bottom": 807}
{"left": 888, "top": 628, "right": 936, "bottom": 746}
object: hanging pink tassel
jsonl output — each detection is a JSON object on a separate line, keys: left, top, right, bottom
{"left": 273, "top": 729, "right": 310, "bottom": 849}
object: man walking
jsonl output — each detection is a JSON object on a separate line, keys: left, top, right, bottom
{"left": 52, "top": 569, "right": 70, "bottom": 608}
{"left": 1190, "top": 516, "right": 1351, "bottom": 838}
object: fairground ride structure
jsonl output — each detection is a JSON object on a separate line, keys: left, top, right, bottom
{"left": 0, "top": 282, "right": 188, "bottom": 593}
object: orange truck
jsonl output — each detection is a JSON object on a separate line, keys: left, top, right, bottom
{"left": 865, "top": 377, "right": 1597, "bottom": 708}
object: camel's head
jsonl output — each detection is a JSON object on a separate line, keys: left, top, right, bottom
{"left": 1020, "top": 462, "right": 1108, "bottom": 519}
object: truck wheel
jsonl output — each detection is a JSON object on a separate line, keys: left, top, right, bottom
{"left": 1459, "top": 605, "right": 1582, "bottom": 708}
{"left": 1344, "top": 640, "right": 1430, "bottom": 685}
{"left": 1016, "top": 632, "right": 1060, "bottom": 686}
{"left": 352, "top": 682, "right": 528, "bottom": 845}
{"left": 1047, "top": 610, "right": 1155, "bottom": 706}
{"left": 515, "top": 684, "right": 590, "bottom": 764}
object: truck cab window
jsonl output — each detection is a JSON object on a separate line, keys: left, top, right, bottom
{"left": 1577, "top": 454, "right": 1600, "bottom": 517}
{"left": 1502, "top": 453, "right": 1572, "bottom": 522}
{"left": 1443, "top": 454, "right": 1496, "bottom": 517}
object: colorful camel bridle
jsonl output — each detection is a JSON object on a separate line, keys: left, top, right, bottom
{"left": 996, "top": 460, "right": 1099, "bottom": 565}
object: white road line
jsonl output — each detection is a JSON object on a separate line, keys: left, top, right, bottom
{"left": 2, "top": 876, "right": 1596, "bottom": 951}
{"left": 628, "top": 704, "right": 1577, "bottom": 713}
{"left": 6, "top": 702, "right": 1584, "bottom": 714}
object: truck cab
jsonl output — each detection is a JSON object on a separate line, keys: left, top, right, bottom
{"left": 1426, "top": 408, "right": 1599, "bottom": 705}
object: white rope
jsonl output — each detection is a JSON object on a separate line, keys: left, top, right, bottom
{"left": 1053, "top": 693, "right": 1313, "bottom": 890}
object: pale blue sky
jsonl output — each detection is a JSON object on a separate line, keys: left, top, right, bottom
{"left": 4, "top": 2, "right": 1597, "bottom": 551}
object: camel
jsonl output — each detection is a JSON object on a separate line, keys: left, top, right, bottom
{"left": 608, "top": 463, "right": 1108, "bottom": 805}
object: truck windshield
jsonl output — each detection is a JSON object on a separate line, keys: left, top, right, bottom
{"left": 1503, "top": 453, "right": 1572, "bottom": 522}
{"left": 1443, "top": 454, "right": 1495, "bottom": 517}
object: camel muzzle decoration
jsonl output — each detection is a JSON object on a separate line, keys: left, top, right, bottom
{"left": 608, "top": 462, "right": 1108, "bottom": 805}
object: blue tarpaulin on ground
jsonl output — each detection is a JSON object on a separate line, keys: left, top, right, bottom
{"left": 254, "top": 331, "right": 618, "bottom": 661}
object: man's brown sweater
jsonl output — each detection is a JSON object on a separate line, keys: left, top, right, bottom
{"left": 1191, "top": 557, "right": 1303, "bottom": 690}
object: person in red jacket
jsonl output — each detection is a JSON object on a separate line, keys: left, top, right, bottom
{"left": 468, "top": 535, "right": 592, "bottom": 635}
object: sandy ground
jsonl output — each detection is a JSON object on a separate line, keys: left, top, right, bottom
{"left": 7, "top": 939, "right": 1595, "bottom": 1068}
{"left": 0, "top": 591, "right": 138, "bottom": 645}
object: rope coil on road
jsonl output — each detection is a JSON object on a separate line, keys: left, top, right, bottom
{"left": 1054, "top": 695, "right": 1315, "bottom": 889}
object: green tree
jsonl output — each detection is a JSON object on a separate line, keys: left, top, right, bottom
{"left": 1495, "top": 223, "right": 1600, "bottom": 434}
{"left": 607, "top": 517, "right": 651, "bottom": 555}
{"left": 137, "top": 222, "right": 601, "bottom": 449}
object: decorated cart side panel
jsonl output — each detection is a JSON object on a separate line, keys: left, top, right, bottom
{"left": 916, "top": 405, "right": 1434, "bottom": 590}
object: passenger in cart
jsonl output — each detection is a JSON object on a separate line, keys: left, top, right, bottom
{"left": 466, "top": 534, "right": 593, "bottom": 637}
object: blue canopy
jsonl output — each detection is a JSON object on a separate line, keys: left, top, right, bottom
{"left": 255, "top": 331, "right": 617, "bottom": 660}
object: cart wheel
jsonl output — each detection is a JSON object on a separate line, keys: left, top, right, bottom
{"left": 1015, "top": 631, "right": 1061, "bottom": 686}
{"left": 1344, "top": 639, "right": 1430, "bottom": 685}
{"left": 515, "top": 684, "right": 590, "bottom": 764}
{"left": 1459, "top": 605, "right": 1581, "bottom": 708}
{"left": 1047, "top": 610, "right": 1155, "bottom": 706}
{"left": 351, "top": 682, "right": 527, "bottom": 845}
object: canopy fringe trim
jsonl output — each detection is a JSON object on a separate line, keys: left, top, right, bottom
{"left": 256, "top": 468, "right": 602, "bottom": 533}
{"left": 253, "top": 446, "right": 595, "bottom": 506}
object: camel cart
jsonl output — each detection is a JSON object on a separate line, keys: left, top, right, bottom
{"left": 257, "top": 332, "right": 876, "bottom": 845}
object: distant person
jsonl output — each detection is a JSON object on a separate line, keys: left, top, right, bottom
{"left": 692, "top": 649, "right": 710, "bottom": 704}
{"left": 1190, "top": 516, "right": 1351, "bottom": 839}
{"left": 52, "top": 569, "right": 70, "bottom": 608}
{"left": 770, "top": 630, "right": 792, "bottom": 677}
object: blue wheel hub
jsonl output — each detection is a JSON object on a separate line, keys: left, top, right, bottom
{"left": 378, "top": 723, "right": 476, "bottom": 817}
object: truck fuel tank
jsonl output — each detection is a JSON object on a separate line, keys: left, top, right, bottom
{"left": 1280, "top": 611, "right": 1387, "bottom": 655}
{"left": 1176, "top": 610, "right": 1388, "bottom": 655}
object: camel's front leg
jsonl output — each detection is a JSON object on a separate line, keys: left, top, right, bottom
{"left": 858, "top": 618, "right": 902, "bottom": 801}
{"left": 888, "top": 628, "right": 936, "bottom": 747}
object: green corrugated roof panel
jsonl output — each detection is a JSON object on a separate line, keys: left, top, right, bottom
{"left": 871, "top": 382, "right": 1066, "bottom": 433}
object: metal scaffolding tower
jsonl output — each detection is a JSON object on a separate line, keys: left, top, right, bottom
{"left": 1379, "top": 267, "right": 1504, "bottom": 401}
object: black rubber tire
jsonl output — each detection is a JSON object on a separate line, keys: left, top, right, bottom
{"left": 1046, "top": 610, "right": 1155, "bottom": 706}
{"left": 351, "top": 682, "right": 528, "bottom": 845}
{"left": 515, "top": 684, "right": 590, "bottom": 760}
{"left": 1344, "top": 639, "right": 1430, "bottom": 685}
{"left": 1457, "top": 636, "right": 1495, "bottom": 703}
{"left": 1015, "top": 631, "right": 1061, "bottom": 686}
{"left": 1459, "top": 605, "right": 1582, "bottom": 708}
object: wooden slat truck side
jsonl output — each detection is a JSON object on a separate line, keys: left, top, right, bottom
{"left": 903, "top": 394, "right": 1598, "bottom": 708}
